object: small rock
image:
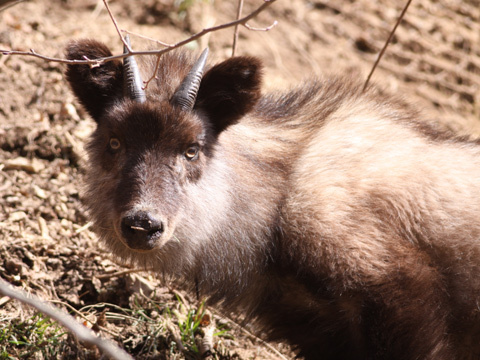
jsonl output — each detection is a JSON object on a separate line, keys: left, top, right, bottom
{"left": 9, "top": 211, "right": 27, "bottom": 222}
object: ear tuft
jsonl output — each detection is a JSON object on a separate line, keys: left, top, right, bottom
{"left": 65, "top": 39, "right": 123, "bottom": 122}
{"left": 195, "top": 56, "right": 262, "bottom": 134}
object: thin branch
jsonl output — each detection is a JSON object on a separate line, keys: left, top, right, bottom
{"left": 0, "top": 0, "right": 28, "bottom": 12}
{"left": 0, "top": 0, "right": 277, "bottom": 66}
{"left": 363, "top": 0, "right": 413, "bottom": 92}
{"left": 94, "top": 267, "right": 155, "bottom": 280}
{"left": 244, "top": 20, "right": 278, "bottom": 31}
{"left": 102, "top": 0, "right": 130, "bottom": 51}
{"left": 49, "top": 299, "right": 120, "bottom": 338}
{"left": 0, "top": 277, "right": 134, "bottom": 360}
{"left": 154, "top": 0, "right": 276, "bottom": 50}
{"left": 121, "top": 29, "right": 173, "bottom": 48}
{"left": 232, "top": 0, "right": 244, "bottom": 57}
{"left": 0, "top": 48, "right": 116, "bottom": 66}
{"left": 143, "top": 54, "right": 162, "bottom": 89}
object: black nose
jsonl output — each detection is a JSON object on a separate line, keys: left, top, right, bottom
{"left": 121, "top": 211, "right": 164, "bottom": 250}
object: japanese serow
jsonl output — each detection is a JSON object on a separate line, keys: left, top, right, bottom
{"left": 65, "top": 37, "right": 480, "bottom": 360}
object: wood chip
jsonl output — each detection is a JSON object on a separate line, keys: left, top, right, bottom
{"left": 33, "top": 185, "right": 47, "bottom": 199}
{"left": 38, "top": 216, "right": 51, "bottom": 240}
{"left": 9, "top": 211, "right": 27, "bottom": 222}
{"left": 0, "top": 296, "right": 11, "bottom": 307}
{"left": 3, "top": 157, "right": 45, "bottom": 173}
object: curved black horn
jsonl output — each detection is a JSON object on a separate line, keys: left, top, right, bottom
{"left": 123, "top": 35, "right": 146, "bottom": 103}
{"left": 172, "top": 48, "right": 209, "bottom": 110}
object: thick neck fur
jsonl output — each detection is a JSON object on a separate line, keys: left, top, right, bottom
{"left": 173, "top": 121, "right": 290, "bottom": 307}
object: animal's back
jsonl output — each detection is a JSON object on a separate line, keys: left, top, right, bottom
{"left": 264, "top": 79, "right": 480, "bottom": 359}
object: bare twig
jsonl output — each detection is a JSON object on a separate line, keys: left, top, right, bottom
{"left": 143, "top": 54, "right": 162, "bottom": 89}
{"left": 0, "top": 49, "right": 111, "bottom": 66}
{"left": 0, "top": 0, "right": 277, "bottom": 66}
{"left": 363, "top": 0, "right": 413, "bottom": 92}
{"left": 102, "top": 0, "right": 130, "bottom": 51}
{"left": 232, "top": 0, "right": 278, "bottom": 56}
{"left": 244, "top": 20, "right": 278, "bottom": 31}
{"left": 74, "top": 221, "right": 92, "bottom": 234}
{"left": 232, "top": 0, "right": 245, "bottom": 57}
{"left": 49, "top": 299, "right": 120, "bottom": 338}
{"left": 94, "top": 267, "right": 155, "bottom": 280}
{"left": 0, "top": 0, "right": 28, "bottom": 12}
{"left": 0, "top": 277, "right": 134, "bottom": 360}
{"left": 121, "top": 30, "right": 173, "bottom": 47}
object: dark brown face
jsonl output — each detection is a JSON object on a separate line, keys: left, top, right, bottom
{"left": 65, "top": 38, "right": 263, "bottom": 256}
{"left": 86, "top": 101, "right": 210, "bottom": 252}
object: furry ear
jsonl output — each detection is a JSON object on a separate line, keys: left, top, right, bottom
{"left": 65, "top": 39, "right": 123, "bottom": 122}
{"left": 195, "top": 56, "right": 262, "bottom": 134}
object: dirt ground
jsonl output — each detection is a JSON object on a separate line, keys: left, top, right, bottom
{"left": 0, "top": 0, "right": 479, "bottom": 359}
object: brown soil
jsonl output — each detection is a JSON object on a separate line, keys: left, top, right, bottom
{"left": 0, "top": 0, "right": 479, "bottom": 359}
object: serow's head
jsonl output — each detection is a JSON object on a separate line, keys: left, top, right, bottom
{"left": 65, "top": 38, "right": 262, "bottom": 258}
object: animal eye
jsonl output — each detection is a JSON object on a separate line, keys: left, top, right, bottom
{"left": 109, "top": 138, "right": 121, "bottom": 151}
{"left": 184, "top": 145, "right": 199, "bottom": 161}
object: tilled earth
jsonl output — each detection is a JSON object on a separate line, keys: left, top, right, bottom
{"left": 0, "top": 0, "right": 479, "bottom": 359}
